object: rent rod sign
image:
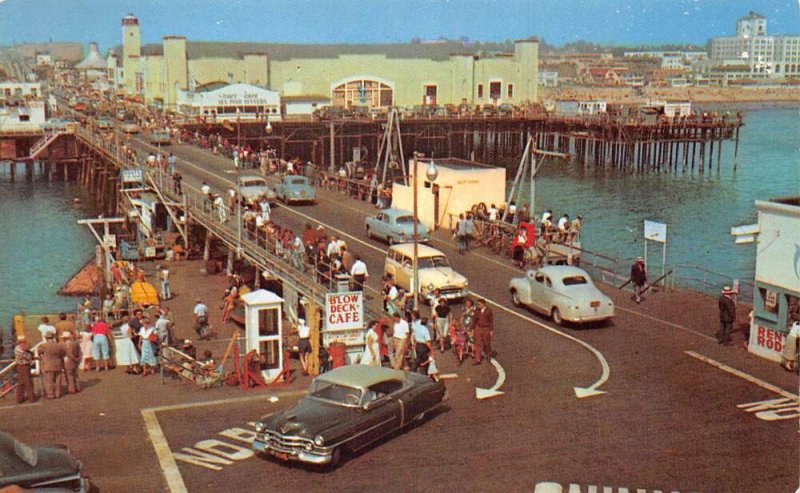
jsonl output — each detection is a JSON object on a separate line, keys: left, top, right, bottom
{"left": 325, "top": 291, "right": 363, "bottom": 330}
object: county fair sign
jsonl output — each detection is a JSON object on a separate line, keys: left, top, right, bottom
{"left": 325, "top": 292, "right": 363, "bottom": 330}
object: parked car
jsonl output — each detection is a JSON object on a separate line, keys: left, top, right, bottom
{"left": 365, "top": 208, "right": 429, "bottom": 244}
{"left": 95, "top": 117, "right": 114, "bottom": 130}
{"left": 509, "top": 265, "right": 614, "bottom": 326}
{"left": 498, "top": 103, "right": 516, "bottom": 116}
{"left": 120, "top": 121, "right": 140, "bottom": 134}
{"left": 237, "top": 175, "right": 276, "bottom": 205}
{"left": 149, "top": 128, "right": 171, "bottom": 145}
{"left": 384, "top": 243, "right": 469, "bottom": 302}
{"left": 274, "top": 175, "right": 316, "bottom": 204}
{"left": 253, "top": 365, "right": 446, "bottom": 466}
{"left": 0, "top": 432, "right": 90, "bottom": 491}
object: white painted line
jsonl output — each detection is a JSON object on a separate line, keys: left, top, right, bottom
{"left": 685, "top": 350, "right": 799, "bottom": 400}
{"left": 142, "top": 389, "right": 307, "bottom": 492}
{"left": 618, "top": 306, "right": 716, "bottom": 342}
{"left": 476, "top": 358, "right": 506, "bottom": 400}
{"left": 0, "top": 401, "right": 41, "bottom": 411}
{"left": 142, "top": 409, "right": 188, "bottom": 493}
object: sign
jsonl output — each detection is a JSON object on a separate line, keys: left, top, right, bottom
{"left": 765, "top": 289, "right": 778, "bottom": 310}
{"left": 322, "top": 328, "right": 365, "bottom": 348}
{"left": 643, "top": 220, "right": 667, "bottom": 243}
{"left": 324, "top": 291, "right": 363, "bottom": 331}
{"left": 748, "top": 325, "right": 785, "bottom": 362}
{"left": 103, "top": 234, "right": 117, "bottom": 249}
{"left": 121, "top": 168, "right": 144, "bottom": 183}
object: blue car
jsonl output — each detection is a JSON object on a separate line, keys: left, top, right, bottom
{"left": 274, "top": 175, "right": 316, "bottom": 204}
{"left": 365, "top": 208, "right": 430, "bottom": 244}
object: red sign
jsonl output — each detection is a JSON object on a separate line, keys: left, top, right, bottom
{"left": 754, "top": 326, "right": 784, "bottom": 353}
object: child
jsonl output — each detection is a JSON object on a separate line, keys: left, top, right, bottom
{"left": 423, "top": 353, "right": 440, "bottom": 382}
{"left": 450, "top": 320, "right": 467, "bottom": 365}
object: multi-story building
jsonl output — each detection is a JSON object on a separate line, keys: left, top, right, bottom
{"left": 115, "top": 14, "right": 539, "bottom": 110}
{"left": 710, "top": 11, "right": 800, "bottom": 78}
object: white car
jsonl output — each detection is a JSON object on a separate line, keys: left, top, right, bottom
{"left": 384, "top": 243, "right": 469, "bottom": 302}
{"left": 237, "top": 175, "right": 276, "bottom": 205}
{"left": 509, "top": 265, "right": 614, "bottom": 326}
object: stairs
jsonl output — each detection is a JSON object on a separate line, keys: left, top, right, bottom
{"left": 28, "top": 131, "right": 64, "bottom": 159}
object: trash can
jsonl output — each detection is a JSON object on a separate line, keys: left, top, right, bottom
{"left": 334, "top": 273, "right": 351, "bottom": 293}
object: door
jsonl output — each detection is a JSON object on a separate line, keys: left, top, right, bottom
{"left": 351, "top": 379, "right": 405, "bottom": 450}
{"left": 529, "top": 271, "right": 547, "bottom": 312}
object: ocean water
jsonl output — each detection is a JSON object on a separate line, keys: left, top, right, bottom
{"left": 0, "top": 109, "right": 797, "bottom": 343}
{"left": 529, "top": 107, "right": 800, "bottom": 293}
{"left": 0, "top": 174, "right": 99, "bottom": 349}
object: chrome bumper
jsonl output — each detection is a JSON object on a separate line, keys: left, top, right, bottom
{"left": 253, "top": 438, "right": 332, "bottom": 465}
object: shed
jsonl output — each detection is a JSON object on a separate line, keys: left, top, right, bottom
{"left": 282, "top": 94, "right": 330, "bottom": 119}
{"left": 391, "top": 157, "right": 506, "bottom": 230}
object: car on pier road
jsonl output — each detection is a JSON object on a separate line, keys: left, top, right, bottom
{"left": 252, "top": 365, "right": 446, "bottom": 466}
{"left": 120, "top": 121, "right": 140, "bottom": 134}
{"left": 274, "top": 175, "right": 316, "bottom": 204}
{"left": 95, "top": 118, "right": 114, "bottom": 130}
{"left": 0, "top": 431, "right": 91, "bottom": 491}
{"left": 384, "top": 243, "right": 469, "bottom": 302}
{"left": 365, "top": 208, "right": 430, "bottom": 244}
{"left": 509, "top": 265, "right": 614, "bottom": 326}
{"left": 237, "top": 175, "right": 277, "bottom": 205}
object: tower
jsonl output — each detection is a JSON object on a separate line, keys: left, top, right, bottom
{"left": 514, "top": 38, "right": 539, "bottom": 104}
{"left": 122, "top": 14, "right": 141, "bottom": 93}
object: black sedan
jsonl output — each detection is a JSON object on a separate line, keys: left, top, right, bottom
{"left": 0, "top": 432, "right": 90, "bottom": 491}
{"left": 253, "top": 365, "right": 446, "bottom": 466}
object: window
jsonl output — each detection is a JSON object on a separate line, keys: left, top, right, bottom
{"left": 507, "top": 84, "right": 514, "bottom": 98}
{"left": 259, "top": 340, "right": 280, "bottom": 370}
{"left": 489, "top": 81, "right": 502, "bottom": 100}
{"left": 332, "top": 78, "right": 394, "bottom": 108}
{"left": 477, "top": 84, "right": 483, "bottom": 98}
{"left": 424, "top": 84, "right": 437, "bottom": 105}
{"left": 258, "top": 308, "right": 279, "bottom": 336}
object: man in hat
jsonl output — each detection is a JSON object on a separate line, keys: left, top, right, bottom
{"left": 630, "top": 257, "right": 648, "bottom": 304}
{"left": 717, "top": 286, "right": 737, "bottom": 345}
{"left": 40, "top": 332, "right": 66, "bottom": 399}
{"left": 181, "top": 339, "right": 197, "bottom": 360}
{"left": 14, "top": 336, "right": 36, "bottom": 404}
{"left": 62, "top": 331, "right": 82, "bottom": 394}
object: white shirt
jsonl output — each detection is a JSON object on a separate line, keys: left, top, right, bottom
{"left": 790, "top": 321, "right": 800, "bottom": 337}
{"left": 386, "top": 285, "right": 399, "bottom": 301}
{"left": 393, "top": 319, "right": 409, "bottom": 339}
{"left": 193, "top": 303, "right": 208, "bottom": 317}
{"left": 201, "top": 184, "right": 210, "bottom": 195}
{"left": 509, "top": 204, "right": 517, "bottom": 214}
{"left": 488, "top": 207, "right": 498, "bottom": 221}
{"left": 38, "top": 324, "right": 56, "bottom": 340}
{"left": 558, "top": 217, "right": 569, "bottom": 231}
{"left": 542, "top": 212, "right": 551, "bottom": 222}
{"left": 338, "top": 168, "right": 347, "bottom": 178}
{"left": 351, "top": 260, "right": 368, "bottom": 276}
{"left": 160, "top": 269, "right": 169, "bottom": 281}
{"left": 259, "top": 201, "right": 271, "bottom": 215}
{"left": 326, "top": 241, "right": 341, "bottom": 257}
{"left": 297, "top": 321, "right": 310, "bottom": 339}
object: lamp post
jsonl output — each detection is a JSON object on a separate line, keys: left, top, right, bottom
{"left": 264, "top": 111, "right": 272, "bottom": 151}
{"left": 412, "top": 152, "right": 438, "bottom": 309}
{"left": 236, "top": 107, "right": 241, "bottom": 148}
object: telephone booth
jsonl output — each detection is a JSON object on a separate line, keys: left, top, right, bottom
{"left": 242, "top": 289, "right": 284, "bottom": 382}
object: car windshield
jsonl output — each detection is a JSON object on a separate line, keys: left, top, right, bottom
{"left": 14, "top": 439, "right": 38, "bottom": 466}
{"left": 308, "top": 380, "right": 363, "bottom": 407}
{"left": 290, "top": 178, "right": 307, "bottom": 185}
{"left": 241, "top": 180, "right": 266, "bottom": 188}
{"left": 395, "top": 216, "right": 418, "bottom": 225}
{"left": 562, "top": 276, "right": 588, "bottom": 286}
{"left": 418, "top": 255, "right": 449, "bottom": 269}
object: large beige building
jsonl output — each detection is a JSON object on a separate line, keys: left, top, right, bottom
{"left": 116, "top": 14, "right": 538, "bottom": 110}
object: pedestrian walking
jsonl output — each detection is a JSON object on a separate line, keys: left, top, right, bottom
{"left": 630, "top": 257, "right": 648, "bottom": 304}
{"left": 391, "top": 313, "right": 410, "bottom": 370}
{"left": 350, "top": 255, "right": 369, "bottom": 292}
{"left": 455, "top": 214, "right": 468, "bottom": 254}
{"left": 297, "top": 319, "right": 311, "bottom": 374}
{"left": 159, "top": 266, "right": 171, "bottom": 300}
{"left": 259, "top": 196, "right": 271, "bottom": 222}
{"left": 411, "top": 311, "right": 432, "bottom": 372}
{"left": 781, "top": 320, "right": 800, "bottom": 371}
{"left": 90, "top": 316, "right": 111, "bottom": 371}
{"left": 37, "top": 316, "right": 56, "bottom": 342}
{"left": 716, "top": 286, "right": 737, "bottom": 345}
{"left": 214, "top": 194, "right": 227, "bottom": 222}
{"left": 167, "top": 153, "right": 177, "bottom": 175}
{"left": 472, "top": 299, "right": 494, "bottom": 365}
{"left": 62, "top": 331, "right": 81, "bottom": 394}
{"left": 13, "top": 337, "right": 36, "bottom": 404}
{"left": 361, "top": 320, "right": 381, "bottom": 367}
{"left": 138, "top": 318, "right": 158, "bottom": 376}
{"left": 40, "top": 332, "right": 66, "bottom": 399}
{"left": 433, "top": 297, "right": 451, "bottom": 353}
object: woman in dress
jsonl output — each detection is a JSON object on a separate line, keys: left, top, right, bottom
{"left": 360, "top": 320, "right": 381, "bottom": 367}
{"left": 116, "top": 317, "right": 140, "bottom": 374}
{"left": 79, "top": 328, "right": 94, "bottom": 371}
{"left": 138, "top": 318, "right": 158, "bottom": 376}
{"left": 460, "top": 299, "right": 476, "bottom": 360}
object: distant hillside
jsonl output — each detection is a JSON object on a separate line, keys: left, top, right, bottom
{"left": 0, "top": 42, "right": 83, "bottom": 62}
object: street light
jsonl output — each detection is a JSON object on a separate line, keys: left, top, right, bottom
{"left": 412, "top": 152, "right": 437, "bottom": 309}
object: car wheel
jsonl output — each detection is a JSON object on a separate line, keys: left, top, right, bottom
{"left": 329, "top": 447, "right": 342, "bottom": 467}
{"left": 511, "top": 289, "right": 521, "bottom": 307}
{"left": 388, "top": 236, "right": 395, "bottom": 245}
{"left": 551, "top": 307, "right": 563, "bottom": 326}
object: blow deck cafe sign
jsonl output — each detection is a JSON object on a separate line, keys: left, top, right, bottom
{"left": 325, "top": 291, "right": 363, "bottom": 331}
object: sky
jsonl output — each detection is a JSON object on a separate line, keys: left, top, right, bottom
{"left": 0, "top": 0, "right": 799, "bottom": 50}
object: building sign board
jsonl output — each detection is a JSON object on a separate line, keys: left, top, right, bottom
{"left": 748, "top": 325, "right": 785, "bottom": 362}
{"left": 103, "top": 234, "right": 117, "bottom": 249}
{"left": 121, "top": 168, "right": 144, "bottom": 184}
{"left": 644, "top": 220, "right": 667, "bottom": 243}
{"left": 324, "top": 291, "right": 363, "bottom": 331}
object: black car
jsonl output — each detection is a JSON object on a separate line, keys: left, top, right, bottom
{"left": 0, "top": 432, "right": 90, "bottom": 491}
{"left": 253, "top": 365, "right": 446, "bottom": 466}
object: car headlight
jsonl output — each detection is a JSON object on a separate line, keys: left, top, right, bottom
{"left": 427, "top": 283, "right": 435, "bottom": 292}
{"left": 314, "top": 435, "right": 324, "bottom": 446}
{"left": 255, "top": 421, "right": 265, "bottom": 433}
{"left": 464, "top": 280, "right": 469, "bottom": 287}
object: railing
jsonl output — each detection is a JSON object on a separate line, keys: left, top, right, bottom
{"left": 27, "top": 131, "right": 64, "bottom": 159}
{"left": 669, "top": 264, "right": 754, "bottom": 303}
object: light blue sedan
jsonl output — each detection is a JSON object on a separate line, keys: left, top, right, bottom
{"left": 365, "top": 208, "right": 430, "bottom": 244}
{"left": 274, "top": 175, "right": 316, "bottom": 204}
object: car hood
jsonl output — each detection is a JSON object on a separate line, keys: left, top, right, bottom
{"left": 0, "top": 444, "right": 81, "bottom": 488}
{"left": 419, "top": 267, "right": 467, "bottom": 288}
{"left": 263, "top": 397, "right": 355, "bottom": 438}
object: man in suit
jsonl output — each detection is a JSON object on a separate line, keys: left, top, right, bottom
{"left": 717, "top": 286, "right": 737, "bottom": 345}
{"left": 62, "top": 331, "right": 82, "bottom": 394}
{"left": 472, "top": 299, "right": 495, "bottom": 365}
{"left": 14, "top": 336, "right": 36, "bottom": 404}
{"left": 40, "top": 332, "right": 66, "bottom": 399}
